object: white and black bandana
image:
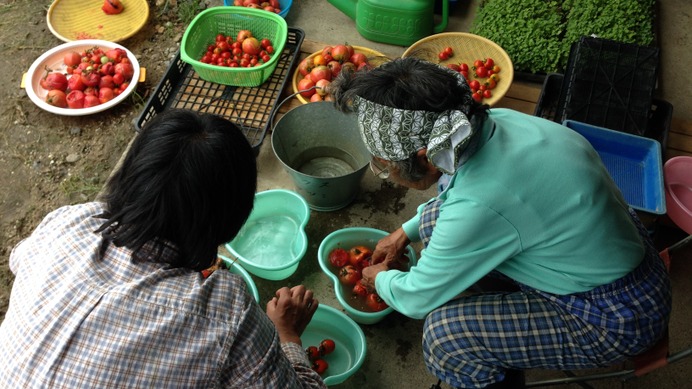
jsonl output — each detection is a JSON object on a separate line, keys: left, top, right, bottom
{"left": 352, "top": 96, "right": 474, "bottom": 175}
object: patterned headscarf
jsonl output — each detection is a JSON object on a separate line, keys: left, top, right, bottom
{"left": 352, "top": 96, "right": 474, "bottom": 175}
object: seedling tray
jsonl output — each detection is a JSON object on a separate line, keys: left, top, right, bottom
{"left": 136, "top": 27, "right": 305, "bottom": 154}
{"left": 560, "top": 37, "right": 660, "bottom": 136}
{"left": 563, "top": 120, "right": 665, "bottom": 215}
{"left": 534, "top": 73, "right": 672, "bottom": 154}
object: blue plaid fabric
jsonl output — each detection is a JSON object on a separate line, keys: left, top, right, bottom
{"left": 419, "top": 203, "right": 672, "bottom": 388}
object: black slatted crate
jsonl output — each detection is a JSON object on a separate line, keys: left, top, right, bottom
{"left": 558, "top": 36, "right": 660, "bottom": 136}
{"left": 535, "top": 73, "right": 672, "bottom": 153}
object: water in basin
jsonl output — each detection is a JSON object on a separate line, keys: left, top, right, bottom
{"left": 293, "top": 146, "right": 358, "bottom": 178}
{"left": 233, "top": 215, "right": 299, "bottom": 267}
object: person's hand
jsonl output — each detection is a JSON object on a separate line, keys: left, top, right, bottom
{"left": 266, "top": 285, "right": 318, "bottom": 345}
{"left": 360, "top": 262, "right": 388, "bottom": 291}
{"left": 371, "top": 227, "right": 411, "bottom": 266}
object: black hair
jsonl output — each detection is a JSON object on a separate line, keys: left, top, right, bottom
{"left": 96, "top": 109, "right": 257, "bottom": 271}
{"left": 331, "top": 56, "right": 487, "bottom": 117}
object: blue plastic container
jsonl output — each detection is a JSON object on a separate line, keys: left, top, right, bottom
{"left": 223, "top": 0, "right": 292, "bottom": 18}
{"left": 563, "top": 120, "right": 666, "bottom": 215}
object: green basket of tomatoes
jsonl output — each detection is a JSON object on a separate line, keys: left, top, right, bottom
{"left": 181, "top": 6, "right": 288, "bottom": 87}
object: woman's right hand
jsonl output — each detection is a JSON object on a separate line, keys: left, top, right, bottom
{"left": 266, "top": 285, "right": 318, "bottom": 345}
{"left": 371, "top": 227, "right": 411, "bottom": 266}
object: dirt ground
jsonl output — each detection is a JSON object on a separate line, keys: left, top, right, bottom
{"left": 0, "top": 0, "right": 209, "bottom": 319}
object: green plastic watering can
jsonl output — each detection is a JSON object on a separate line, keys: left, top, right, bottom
{"left": 327, "top": 0, "right": 449, "bottom": 46}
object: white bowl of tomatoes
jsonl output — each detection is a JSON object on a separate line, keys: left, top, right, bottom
{"left": 24, "top": 39, "right": 140, "bottom": 116}
{"left": 317, "top": 227, "right": 417, "bottom": 324}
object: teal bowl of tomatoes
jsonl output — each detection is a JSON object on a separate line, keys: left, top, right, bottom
{"left": 301, "top": 304, "right": 366, "bottom": 385}
{"left": 317, "top": 227, "right": 417, "bottom": 325}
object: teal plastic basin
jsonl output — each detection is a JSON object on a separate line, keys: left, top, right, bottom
{"left": 301, "top": 304, "right": 366, "bottom": 385}
{"left": 225, "top": 189, "right": 310, "bottom": 280}
{"left": 317, "top": 227, "right": 417, "bottom": 324}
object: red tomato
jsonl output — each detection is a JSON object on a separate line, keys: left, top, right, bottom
{"left": 45, "top": 90, "right": 67, "bottom": 108}
{"left": 312, "top": 359, "right": 328, "bottom": 374}
{"left": 63, "top": 51, "right": 81, "bottom": 67}
{"left": 484, "top": 78, "right": 497, "bottom": 90}
{"left": 112, "top": 72, "right": 125, "bottom": 86}
{"left": 83, "top": 95, "right": 101, "bottom": 108}
{"left": 328, "top": 248, "right": 349, "bottom": 268}
{"left": 81, "top": 72, "right": 101, "bottom": 88}
{"left": 468, "top": 80, "right": 481, "bottom": 91}
{"left": 99, "top": 62, "right": 114, "bottom": 76}
{"left": 438, "top": 51, "right": 449, "bottom": 61}
{"left": 475, "top": 66, "right": 488, "bottom": 78}
{"left": 443, "top": 46, "right": 454, "bottom": 56}
{"left": 352, "top": 281, "right": 368, "bottom": 298}
{"left": 446, "top": 63, "right": 461, "bottom": 72}
{"left": 365, "top": 293, "right": 388, "bottom": 312}
{"left": 306, "top": 346, "right": 320, "bottom": 360}
{"left": 472, "top": 91, "right": 483, "bottom": 103}
{"left": 348, "top": 246, "right": 372, "bottom": 267}
{"left": 98, "top": 87, "right": 115, "bottom": 104}
{"left": 319, "top": 339, "right": 336, "bottom": 356}
{"left": 473, "top": 59, "right": 485, "bottom": 69}
{"left": 66, "top": 90, "right": 85, "bottom": 109}
{"left": 114, "top": 62, "right": 135, "bottom": 80}
{"left": 483, "top": 89, "right": 492, "bottom": 99}
{"left": 43, "top": 72, "right": 68, "bottom": 92}
{"left": 261, "top": 38, "right": 271, "bottom": 48}
{"left": 99, "top": 75, "right": 115, "bottom": 89}
{"left": 83, "top": 86, "right": 98, "bottom": 97}
{"left": 460, "top": 63, "right": 469, "bottom": 72}
{"left": 338, "top": 265, "right": 361, "bottom": 286}
{"left": 484, "top": 57, "right": 495, "bottom": 68}
{"left": 102, "top": 0, "right": 124, "bottom": 15}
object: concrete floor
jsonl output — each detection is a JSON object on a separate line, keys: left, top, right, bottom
{"left": 237, "top": 0, "right": 692, "bottom": 387}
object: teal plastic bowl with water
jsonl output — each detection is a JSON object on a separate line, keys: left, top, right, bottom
{"left": 225, "top": 189, "right": 310, "bottom": 280}
{"left": 318, "top": 227, "right": 417, "bottom": 324}
{"left": 301, "top": 304, "right": 366, "bottom": 385}
{"left": 219, "top": 254, "right": 260, "bottom": 303}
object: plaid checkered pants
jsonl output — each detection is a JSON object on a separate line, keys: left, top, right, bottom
{"left": 418, "top": 200, "right": 672, "bottom": 388}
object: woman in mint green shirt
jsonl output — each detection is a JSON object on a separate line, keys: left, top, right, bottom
{"left": 331, "top": 57, "right": 671, "bottom": 389}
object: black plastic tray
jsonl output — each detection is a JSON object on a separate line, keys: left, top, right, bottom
{"left": 135, "top": 28, "right": 305, "bottom": 154}
{"left": 559, "top": 36, "right": 660, "bottom": 136}
{"left": 534, "top": 73, "right": 672, "bottom": 153}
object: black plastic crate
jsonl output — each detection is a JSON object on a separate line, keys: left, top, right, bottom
{"left": 535, "top": 73, "right": 672, "bottom": 153}
{"left": 136, "top": 28, "right": 305, "bottom": 155}
{"left": 559, "top": 36, "right": 660, "bottom": 136}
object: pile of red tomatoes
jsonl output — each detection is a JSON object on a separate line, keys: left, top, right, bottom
{"left": 296, "top": 44, "right": 374, "bottom": 103}
{"left": 305, "top": 338, "right": 336, "bottom": 375}
{"left": 39, "top": 46, "right": 135, "bottom": 109}
{"left": 445, "top": 55, "right": 502, "bottom": 103}
{"left": 197, "top": 30, "right": 276, "bottom": 68}
{"left": 229, "top": 0, "right": 282, "bottom": 14}
{"left": 328, "top": 245, "right": 389, "bottom": 312}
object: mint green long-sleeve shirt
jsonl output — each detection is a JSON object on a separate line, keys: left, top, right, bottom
{"left": 375, "top": 109, "right": 645, "bottom": 319}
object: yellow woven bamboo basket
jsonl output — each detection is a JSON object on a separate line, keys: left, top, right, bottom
{"left": 47, "top": 0, "right": 150, "bottom": 43}
{"left": 403, "top": 32, "right": 514, "bottom": 106}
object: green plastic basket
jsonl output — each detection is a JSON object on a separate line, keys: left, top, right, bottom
{"left": 180, "top": 7, "right": 288, "bottom": 87}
